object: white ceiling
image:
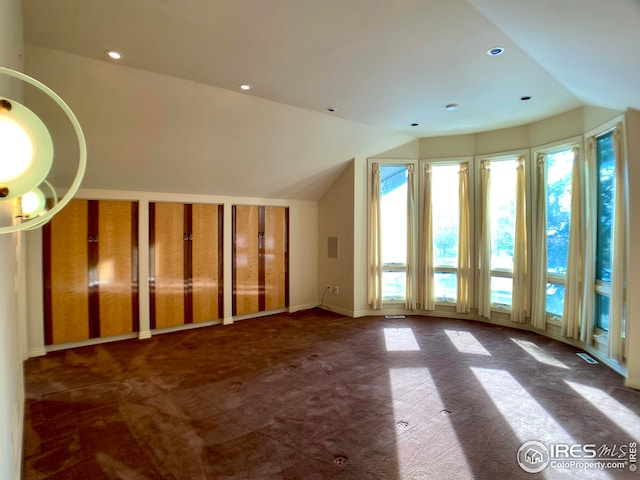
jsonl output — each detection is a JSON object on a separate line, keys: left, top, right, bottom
{"left": 22, "top": 0, "right": 640, "bottom": 138}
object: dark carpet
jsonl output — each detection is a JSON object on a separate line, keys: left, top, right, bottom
{"left": 22, "top": 309, "right": 640, "bottom": 479}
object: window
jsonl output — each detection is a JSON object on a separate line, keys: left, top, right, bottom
{"left": 545, "top": 149, "right": 574, "bottom": 316}
{"left": 595, "top": 131, "right": 615, "bottom": 331}
{"left": 488, "top": 159, "right": 518, "bottom": 308}
{"left": 380, "top": 165, "right": 408, "bottom": 301}
{"left": 431, "top": 164, "right": 459, "bottom": 302}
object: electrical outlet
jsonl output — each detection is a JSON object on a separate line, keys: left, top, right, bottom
{"left": 332, "top": 286, "right": 339, "bottom": 295}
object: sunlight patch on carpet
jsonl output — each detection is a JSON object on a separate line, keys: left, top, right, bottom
{"left": 384, "top": 328, "right": 420, "bottom": 351}
{"left": 445, "top": 330, "right": 491, "bottom": 356}
{"left": 565, "top": 381, "right": 640, "bottom": 442}
{"left": 389, "top": 368, "right": 473, "bottom": 478}
{"left": 511, "top": 338, "right": 570, "bottom": 370}
{"left": 471, "top": 367, "right": 574, "bottom": 445}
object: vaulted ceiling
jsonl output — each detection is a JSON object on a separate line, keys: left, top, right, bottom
{"left": 19, "top": 0, "right": 640, "bottom": 200}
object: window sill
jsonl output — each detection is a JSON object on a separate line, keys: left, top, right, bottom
{"left": 593, "top": 332, "right": 608, "bottom": 347}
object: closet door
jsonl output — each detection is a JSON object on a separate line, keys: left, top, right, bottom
{"left": 97, "top": 200, "right": 140, "bottom": 337}
{"left": 43, "top": 199, "right": 139, "bottom": 345}
{"left": 232, "top": 205, "right": 289, "bottom": 316}
{"left": 232, "top": 205, "right": 260, "bottom": 316}
{"left": 150, "top": 202, "right": 185, "bottom": 329}
{"left": 149, "top": 202, "right": 223, "bottom": 329}
{"left": 44, "top": 200, "right": 90, "bottom": 344}
{"left": 264, "top": 206, "right": 288, "bottom": 311}
{"left": 191, "top": 203, "right": 223, "bottom": 323}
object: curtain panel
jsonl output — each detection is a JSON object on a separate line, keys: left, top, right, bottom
{"left": 405, "top": 164, "right": 416, "bottom": 310}
{"left": 478, "top": 160, "right": 492, "bottom": 318}
{"left": 609, "top": 123, "right": 627, "bottom": 361}
{"left": 457, "top": 163, "right": 471, "bottom": 313}
{"left": 369, "top": 162, "right": 383, "bottom": 309}
{"left": 511, "top": 156, "right": 528, "bottom": 323}
{"left": 530, "top": 153, "right": 548, "bottom": 330}
{"left": 562, "top": 146, "right": 583, "bottom": 339}
{"left": 419, "top": 164, "right": 435, "bottom": 310}
{"left": 581, "top": 138, "right": 597, "bottom": 344}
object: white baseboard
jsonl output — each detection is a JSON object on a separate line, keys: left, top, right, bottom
{"left": 28, "top": 346, "right": 47, "bottom": 358}
{"left": 138, "top": 330, "right": 152, "bottom": 340}
{"left": 150, "top": 319, "right": 222, "bottom": 336}
{"left": 46, "top": 333, "right": 139, "bottom": 352}
{"left": 232, "top": 308, "right": 287, "bottom": 323}
{"left": 624, "top": 378, "right": 640, "bottom": 391}
{"left": 320, "top": 304, "right": 355, "bottom": 317}
{"left": 288, "top": 303, "right": 318, "bottom": 313}
{"left": 223, "top": 316, "right": 234, "bottom": 325}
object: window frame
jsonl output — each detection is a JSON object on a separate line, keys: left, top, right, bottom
{"left": 368, "top": 158, "right": 418, "bottom": 305}
{"left": 531, "top": 137, "right": 582, "bottom": 322}
{"left": 593, "top": 129, "right": 616, "bottom": 334}
{"left": 473, "top": 150, "right": 530, "bottom": 314}
{"left": 584, "top": 115, "right": 626, "bottom": 348}
{"left": 420, "top": 157, "right": 474, "bottom": 305}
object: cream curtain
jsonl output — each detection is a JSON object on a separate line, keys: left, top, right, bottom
{"left": 562, "top": 147, "right": 583, "bottom": 339}
{"left": 609, "top": 123, "right": 626, "bottom": 362}
{"left": 581, "top": 139, "right": 596, "bottom": 344}
{"left": 530, "top": 153, "right": 548, "bottom": 330}
{"left": 478, "top": 160, "right": 492, "bottom": 318}
{"left": 369, "top": 162, "right": 383, "bottom": 309}
{"left": 511, "top": 156, "right": 528, "bottom": 323}
{"left": 405, "top": 164, "right": 416, "bottom": 310}
{"left": 419, "top": 164, "right": 435, "bottom": 310}
{"left": 457, "top": 163, "right": 471, "bottom": 313}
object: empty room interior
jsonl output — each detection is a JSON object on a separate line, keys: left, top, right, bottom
{"left": 2, "top": 0, "right": 640, "bottom": 478}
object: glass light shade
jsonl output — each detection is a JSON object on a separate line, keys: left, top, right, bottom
{"left": 21, "top": 187, "right": 46, "bottom": 218}
{"left": 0, "top": 99, "right": 54, "bottom": 199}
{"left": 0, "top": 116, "right": 33, "bottom": 181}
{"left": 0, "top": 66, "right": 86, "bottom": 234}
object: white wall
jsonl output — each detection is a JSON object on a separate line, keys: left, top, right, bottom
{"left": 24, "top": 45, "right": 414, "bottom": 203}
{"left": 318, "top": 161, "right": 355, "bottom": 315}
{"left": 624, "top": 108, "right": 640, "bottom": 389}
{"left": 0, "top": 1, "right": 26, "bottom": 478}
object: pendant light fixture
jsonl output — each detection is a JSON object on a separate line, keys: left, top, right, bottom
{"left": 0, "top": 66, "right": 87, "bottom": 233}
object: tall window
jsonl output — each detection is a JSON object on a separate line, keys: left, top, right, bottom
{"left": 489, "top": 159, "right": 518, "bottom": 307}
{"left": 595, "top": 131, "right": 615, "bottom": 331}
{"left": 380, "top": 165, "right": 408, "bottom": 301}
{"left": 545, "top": 149, "right": 574, "bottom": 316}
{"left": 431, "top": 164, "right": 459, "bottom": 302}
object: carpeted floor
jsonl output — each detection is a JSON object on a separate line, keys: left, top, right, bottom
{"left": 22, "top": 309, "right": 640, "bottom": 479}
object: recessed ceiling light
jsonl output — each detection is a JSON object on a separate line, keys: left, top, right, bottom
{"left": 487, "top": 46, "right": 505, "bottom": 56}
{"left": 520, "top": 95, "right": 532, "bottom": 101}
{"left": 326, "top": 107, "right": 337, "bottom": 113}
{"left": 105, "top": 50, "right": 123, "bottom": 60}
{"left": 445, "top": 104, "right": 459, "bottom": 111}
{"left": 239, "top": 84, "right": 252, "bottom": 91}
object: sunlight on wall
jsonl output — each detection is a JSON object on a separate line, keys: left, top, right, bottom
{"left": 383, "top": 328, "right": 420, "bottom": 351}
{"left": 565, "top": 381, "right": 640, "bottom": 442}
{"left": 388, "top": 368, "right": 472, "bottom": 478}
{"left": 511, "top": 338, "right": 570, "bottom": 370}
{"left": 444, "top": 330, "right": 491, "bottom": 356}
{"left": 471, "top": 367, "right": 574, "bottom": 445}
